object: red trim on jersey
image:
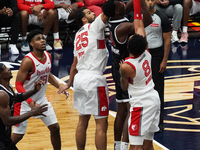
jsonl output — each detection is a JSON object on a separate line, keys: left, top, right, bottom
{"left": 25, "top": 56, "right": 35, "bottom": 80}
{"left": 88, "top": 24, "right": 91, "bottom": 29}
{"left": 30, "top": 51, "right": 47, "bottom": 64}
{"left": 125, "top": 61, "right": 136, "bottom": 71}
{"left": 129, "top": 107, "right": 143, "bottom": 136}
{"left": 98, "top": 39, "right": 106, "bottom": 49}
{"left": 125, "top": 53, "right": 142, "bottom": 59}
{"left": 146, "top": 49, "right": 150, "bottom": 53}
{"left": 98, "top": 86, "right": 109, "bottom": 116}
{"left": 13, "top": 102, "right": 22, "bottom": 126}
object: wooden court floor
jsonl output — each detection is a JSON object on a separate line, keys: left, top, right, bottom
{"left": 10, "top": 71, "right": 164, "bottom": 150}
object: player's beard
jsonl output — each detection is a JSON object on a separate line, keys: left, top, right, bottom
{"left": 87, "top": 15, "right": 96, "bottom": 23}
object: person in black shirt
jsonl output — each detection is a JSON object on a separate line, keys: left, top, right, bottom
{"left": 145, "top": 0, "right": 171, "bottom": 132}
{"left": 0, "top": 0, "right": 20, "bottom": 54}
{"left": 108, "top": 0, "right": 152, "bottom": 149}
{"left": 0, "top": 63, "right": 48, "bottom": 150}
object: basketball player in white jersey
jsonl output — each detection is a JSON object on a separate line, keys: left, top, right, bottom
{"left": 57, "top": 1, "right": 116, "bottom": 149}
{"left": 119, "top": 0, "right": 160, "bottom": 149}
{"left": 11, "top": 29, "right": 68, "bottom": 150}
{"left": 54, "top": 0, "right": 85, "bottom": 24}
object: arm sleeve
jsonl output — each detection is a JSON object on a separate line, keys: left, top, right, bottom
{"left": 10, "top": 0, "right": 18, "bottom": 14}
{"left": 43, "top": 0, "right": 55, "bottom": 9}
{"left": 17, "top": 0, "right": 32, "bottom": 14}
{"left": 15, "top": 81, "right": 33, "bottom": 104}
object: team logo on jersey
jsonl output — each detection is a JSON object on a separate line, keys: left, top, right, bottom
{"left": 131, "top": 124, "right": 138, "bottom": 131}
{"left": 101, "top": 105, "right": 107, "bottom": 112}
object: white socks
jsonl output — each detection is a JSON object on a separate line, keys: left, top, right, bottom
{"left": 53, "top": 32, "right": 59, "bottom": 40}
{"left": 182, "top": 26, "right": 188, "bottom": 33}
{"left": 114, "top": 141, "right": 121, "bottom": 150}
{"left": 121, "top": 142, "right": 129, "bottom": 150}
{"left": 114, "top": 141, "right": 129, "bottom": 150}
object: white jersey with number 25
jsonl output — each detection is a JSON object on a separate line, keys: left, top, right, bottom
{"left": 74, "top": 14, "right": 109, "bottom": 73}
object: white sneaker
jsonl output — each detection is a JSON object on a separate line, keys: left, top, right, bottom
{"left": 53, "top": 39, "right": 63, "bottom": 50}
{"left": 46, "top": 43, "right": 52, "bottom": 51}
{"left": 21, "top": 41, "right": 30, "bottom": 52}
{"left": 171, "top": 33, "right": 179, "bottom": 43}
{"left": 9, "top": 54, "right": 19, "bottom": 62}
{"left": 179, "top": 32, "right": 188, "bottom": 43}
{"left": 9, "top": 44, "right": 19, "bottom": 54}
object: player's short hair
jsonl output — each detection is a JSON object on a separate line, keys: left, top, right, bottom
{"left": 27, "top": 29, "right": 43, "bottom": 44}
{"left": 102, "top": 0, "right": 115, "bottom": 17}
{"left": 127, "top": 34, "right": 147, "bottom": 56}
{"left": 0, "top": 63, "right": 4, "bottom": 73}
{"left": 75, "top": 7, "right": 88, "bottom": 27}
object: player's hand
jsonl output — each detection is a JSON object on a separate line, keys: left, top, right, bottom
{"left": 2, "top": 7, "right": 8, "bottom": 15}
{"left": 61, "top": 4, "right": 70, "bottom": 10}
{"left": 119, "top": 59, "right": 125, "bottom": 66}
{"left": 37, "top": 12, "right": 44, "bottom": 22}
{"left": 65, "top": 6, "right": 72, "bottom": 13}
{"left": 159, "top": 60, "right": 167, "bottom": 73}
{"left": 62, "top": 90, "right": 69, "bottom": 99}
{"left": 31, "top": 5, "right": 43, "bottom": 15}
{"left": 31, "top": 102, "right": 48, "bottom": 117}
{"left": 6, "top": 8, "right": 13, "bottom": 17}
{"left": 29, "top": 100, "right": 40, "bottom": 108}
{"left": 57, "top": 84, "right": 70, "bottom": 99}
{"left": 159, "top": 0, "right": 169, "bottom": 7}
{"left": 34, "top": 80, "right": 45, "bottom": 92}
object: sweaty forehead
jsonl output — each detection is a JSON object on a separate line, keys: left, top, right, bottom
{"left": 33, "top": 34, "right": 43, "bottom": 39}
{"left": 83, "top": 9, "right": 91, "bottom": 14}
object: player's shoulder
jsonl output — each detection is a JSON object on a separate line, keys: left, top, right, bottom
{"left": 20, "top": 54, "right": 35, "bottom": 69}
{"left": 0, "top": 91, "right": 9, "bottom": 108}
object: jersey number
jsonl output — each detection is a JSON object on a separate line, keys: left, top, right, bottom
{"left": 142, "top": 60, "right": 151, "bottom": 77}
{"left": 40, "top": 75, "right": 48, "bottom": 84}
{"left": 76, "top": 31, "right": 88, "bottom": 51}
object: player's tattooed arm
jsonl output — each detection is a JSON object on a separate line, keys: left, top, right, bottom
{"left": 120, "top": 62, "right": 129, "bottom": 91}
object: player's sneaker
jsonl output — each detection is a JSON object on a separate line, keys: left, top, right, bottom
{"left": 46, "top": 43, "right": 52, "bottom": 51}
{"left": 21, "top": 41, "right": 30, "bottom": 52}
{"left": 9, "top": 44, "right": 19, "bottom": 54}
{"left": 53, "top": 39, "right": 63, "bottom": 50}
{"left": 171, "top": 32, "right": 179, "bottom": 43}
{"left": 179, "top": 32, "right": 188, "bottom": 43}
